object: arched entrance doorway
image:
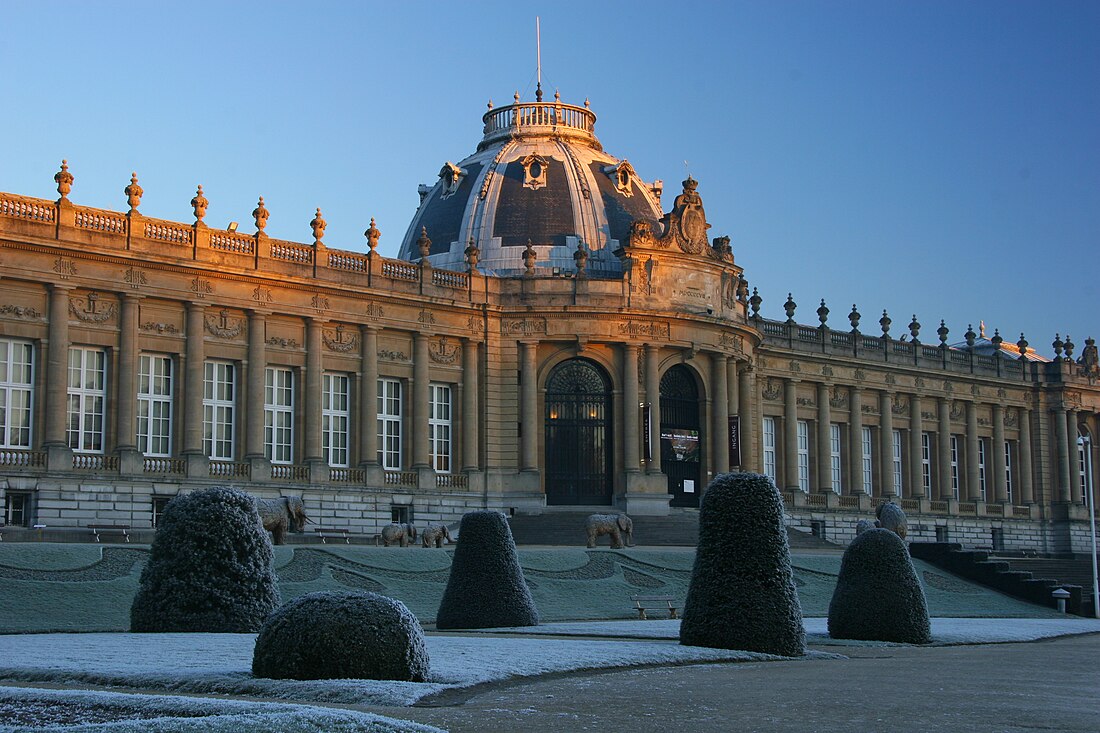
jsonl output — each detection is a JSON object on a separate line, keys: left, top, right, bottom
{"left": 544, "top": 359, "right": 613, "bottom": 505}
{"left": 660, "top": 365, "right": 702, "bottom": 507}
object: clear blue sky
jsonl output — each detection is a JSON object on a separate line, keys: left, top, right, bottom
{"left": 2, "top": 1, "right": 1097, "bottom": 356}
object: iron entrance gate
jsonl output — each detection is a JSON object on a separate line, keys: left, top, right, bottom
{"left": 660, "top": 365, "right": 702, "bottom": 507}
{"left": 544, "top": 359, "right": 613, "bottom": 505}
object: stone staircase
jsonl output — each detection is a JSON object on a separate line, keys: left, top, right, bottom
{"left": 989, "top": 555, "right": 1099, "bottom": 617}
{"left": 507, "top": 509, "right": 842, "bottom": 551}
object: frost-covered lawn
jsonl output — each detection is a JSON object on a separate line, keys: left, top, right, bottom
{"left": 0, "top": 631, "right": 814, "bottom": 707}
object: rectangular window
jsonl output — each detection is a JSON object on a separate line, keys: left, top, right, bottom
{"left": 203, "top": 361, "right": 236, "bottom": 460}
{"left": 921, "top": 432, "right": 933, "bottom": 495}
{"left": 762, "top": 417, "right": 777, "bottom": 485}
{"left": 1077, "top": 438, "right": 1090, "bottom": 504}
{"left": 950, "top": 435, "right": 960, "bottom": 499}
{"left": 892, "top": 429, "right": 903, "bottom": 497}
{"left": 1004, "top": 441, "right": 1013, "bottom": 504}
{"left": 322, "top": 373, "right": 350, "bottom": 468}
{"left": 978, "top": 438, "right": 988, "bottom": 501}
{"left": 429, "top": 383, "right": 452, "bottom": 473}
{"left": 861, "top": 426, "right": 873, "bottom": 495}
{"left": 67, "top": 347, "right": 106, "bottom": 453}
{"left": 152, "top": 496, "right": 172, "bottom": 528}
{"left": 796, "top": 420, "right": 809, "bottom": 493}
{"left": 4, "top": 491, "right": 31, "bottom": 526}
{"left": 829, "top": 423, "right": 842, "bottom": 494}
{"left": 0, "top": 339, "right": 34, "bottom": 449}
{"left": 136, "top": 354, "right": 173, "bottom": 457}
{"left": 377, "top": 377, "right": 402, "bottom": 470}
{"left": 264, "top": 367, "right": 294, "bottom": 464}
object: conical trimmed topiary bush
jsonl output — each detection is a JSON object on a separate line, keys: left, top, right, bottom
{"left": 252, "top": 591, "right": 430, "bottom": 681}
{"left": 435, "top": 510, "right": 539, "bottom": 629}
{"left": 679, "top": 472, "right": 805, "bottom": 655}
{"left": 828, "top": 527, "right": 932, "bottom": 643}
{"left": 130, "top": 486, "right": 280, "bottom": 632}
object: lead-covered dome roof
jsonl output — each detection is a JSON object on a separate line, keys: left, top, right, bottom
{"left": 398, "top": 90, "right": 664, "bottom": 276}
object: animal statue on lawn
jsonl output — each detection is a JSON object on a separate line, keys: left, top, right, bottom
{"left": 378, "top": 522, "right": 418, "bottom": 547}
{"left": 421, "top": 522, "right": 452, "bottom": 548}
{"left": 254, "top": 496, "right": 309, "bottom": 545}
{"left": 585, "top": 513, "right": 634, "bottom": 549}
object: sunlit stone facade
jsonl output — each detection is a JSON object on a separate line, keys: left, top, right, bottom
{"left": 0, "top": 93, "right": 1097, "bottom": 551}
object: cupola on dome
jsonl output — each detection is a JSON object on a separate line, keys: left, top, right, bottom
{"left": 397, "top": 89, "right": 664, "bottom": 276}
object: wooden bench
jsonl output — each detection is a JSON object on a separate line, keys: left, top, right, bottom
{"left": 314, "top": 527, "right": 351, "bottom": 544}
{"left": 88, "top": 524, "right": 130, "bottom": 543}
{"left": 631, "top": 595, "right": 680, "bottom": 620}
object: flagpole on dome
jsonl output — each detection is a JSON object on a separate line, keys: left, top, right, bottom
{"left": 536, "top": 16, "right": 544, "bottom": 102}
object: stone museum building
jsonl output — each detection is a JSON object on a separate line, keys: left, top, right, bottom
{"left": 0, "top": 88, "right": 1097, "bottom": 552}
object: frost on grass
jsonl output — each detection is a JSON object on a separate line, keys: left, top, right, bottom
{"left": 0, "top": 685, "right": 444, "bottom": 732}
{"left": 679, "top": 472, "right": 805, "bottom": 656}
{"left": 130, "top": 487, "right": 280, "bottom": 633}
{"left": 828, "top": 528, "right": 932, "bottom": 644}
{"left": 435, "top": 510, "right": 539, "bottom": 630}
{"left": 252, "top": 591, "right": 430, "bottom": 682}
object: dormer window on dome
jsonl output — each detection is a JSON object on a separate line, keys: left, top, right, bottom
{"left": 521, "top": 154, "right": 549, "bottom": 191}
{"left": 439, "top": 162, "right": 466, "bottom": 199}
{"left": 604, "top": 161, "right": 637, "bottom": 197}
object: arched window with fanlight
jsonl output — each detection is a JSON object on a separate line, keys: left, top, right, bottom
{"left": 660, "top": 364, "right": 702, "bottom": 508}
{"left": 544, "top": 359, "right": 613, "bottom": 505}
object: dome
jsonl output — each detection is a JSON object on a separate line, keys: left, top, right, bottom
{"left": 397, "top": 89, "right": 664, "bottom": 276}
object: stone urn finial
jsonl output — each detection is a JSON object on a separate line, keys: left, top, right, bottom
{"left": 938, "top": 320, "right": 950, "bottom": 346}
{"left": 1063, "top": 334, "right": 1075, "bottom": 362}
{"left": 416, "top": 227, "right": 432, "bottom": 259}
{"left": 310, "top": 207, "right": 326, "bottom": 244}
{"left": 464, "top": 238, "right": 480, "bottom": 271}
{"left": 125, "top": 172, "right": 143, "bottom": 213}
{"left": 1052, "top": 333, "right": 1064, "bottom": 360}
{"left": 783, "top": 293, "right": 797, "bottom": 323}
{"left": 573, "top": 241, "right": 589, "bottom": 278}
{"left": 191, "top": 185, "right": 208, "bottom": 226}
{"left": 252, "top": 196, "right": 269, "bottom": 234}
{"left": 364, "top": 217, "right": 381, "bottom": 253}
{"left": 990, "top": 329, "right": 1003, "bottom": 351}
{"left": 749, "top": 287, "right": 762, "bottom": 319}
{"left": 964, "top": 324, "right": 977, "bottom": 347}
{"left": 908, "top": 314, "right": 921, "bottom": 343}
{"left": 523, "top": 239, "right": 538, "bottom": 276}
{"left": 880, "top": 309, "right": 892, "bottom": 336}
{"left": 55, "top": 160, "right": 74, "bottom": 202}
{"left": 1017, "top": 333, "right": 1029, "bottom": 360}
{"left": 817, "top": 299, "right": 829, "bottom": 327}
{"left": 849, "top": 304, "right": 861, "bottom": 334}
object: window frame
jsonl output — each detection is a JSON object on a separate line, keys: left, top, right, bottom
{"left": 264, "top": 366, "right": 295, "bottom": 465}
{"left": 0, "top": 339, "right": 34, "bottom": 449}
{"left": 136, "top": 353, "right": 173, "bottom": 457}
{"left": 66, "top": 346, "right": 107, "bottom": 454}
{"left": 762, "top": 416, "right": 777, "bottom": 486}
{"left": 428, "top": 382, "right": 452, "bottom": 474}
{"left": 321, "top": 372, "right": 350, "bottom": 468}
{"left": 202, "top": 360, "right": 236, "bottom": 461}
{"left": 796, "top": 420, "right": 809, "bottom": 493}
{"left": 377, "top": 377, "right": 403, "bottom": 470}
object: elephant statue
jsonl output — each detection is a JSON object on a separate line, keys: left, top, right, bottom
{"left": 421, "top": 522, "right": 452, "bottom": 548}
{"left": 585, "top": 513, "right": 634, "bottom": 549}
{"left": 255, "top": 496, "right": 309, "bottom": 545}
{"left": 379, "top": 522, "right": 417, "bottom": 547}
{"left": 875, "top": 500, "right": 908, "bottom": 540}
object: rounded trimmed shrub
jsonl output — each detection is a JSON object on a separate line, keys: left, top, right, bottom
{"left": 435, "top": 510, "right": 539, "bottom": 629}
{"left": 252, "top": 591, "right": 430, "bottom": 681}
{"left": 855, "top": 518, "right": 876, "bottom": 536}
{"left": 828, "top": 528, "right": 932, "bottom": 643}
{"left": 130, "top": 486, "right": 280, "bottom": 632}
{"left": 876, "top": 501, "right": 908, "bottom": 539}
{"left": 679, "top": 472, "right": 805, "bottom": 656}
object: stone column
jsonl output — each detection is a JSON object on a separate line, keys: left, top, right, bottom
{"left": 783, "top": 378, "right": 799, "bottom": 491}
{"left": 1019, "top": 407, "right": 1034, "bottom": 504}
{"left": 519, "top": 340, "right": 538, "bottom": 472}
{"left": 880, "top": 391, "right": 895, "bottom": 498}
{"left": 358, "top": 325, "right": 379, "bottom": 467}
{"left": 624, "top": 344, "right": 642, "bottom": 474}
{"left": 462, "top": 339, "right": 479, "bottom": 471}
{"left": 182, "top": 303, "right": 206, "bottom": 455}
{"left": 738, "top": 365, "right": 755, "bottom": 472}
{"left": 937, "top": 398, "right": 953, "bottom": 500}
{"left": 245, "top": 311, "right": 267, "bottom": 459}
{"left": 412, "top": 332, "right": 430, "bottom": 469}
{"left": 1054, "top": 405, "right": 1071, "bottom": 502}
{"left": 304, "top": 318, "right": 323, "bottom": 464}
{"left": 115, "top": 293, "right": 140, "bottom": 453}
{"left": 816, "top": 382, "right": 832, "bottom": 493}
{"left": 712, "top": 352, "right": 729, "bottom": 475}
{"left": 849, "top": 387, "right": 864, "bottom": 495}
{"left": 645, "top": 344, "right": 661, "bottom": 474}
{"left": 909, "top": 394, "right": 924, "bottom": 498}
{"left": 992, "top": 404, "right": 1007, "bottom": 502}
{"left": 44, "top": 284, "right": 73, "bottom": 449}
{"left": 965, "top": 401, "right": 981, "bottom": 500}
{"left": 1067, "top": 409, "right": 1082, "bottom": 504}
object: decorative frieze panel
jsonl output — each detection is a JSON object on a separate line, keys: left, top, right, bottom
{"left": 364, "top": 302, "right": 384, "bottom": 320}
{"left": 796, "top": 397, "right": 815, "bottom": 407}
{"left": 123, "top": 266, "right": 147, "bottom": 290}
{"left": 829, "top": 387, "right": 848, "bottom": 409}
{"left": 0, "top": 304, "right": 42, "bottom": 320}
{"left": 312, "top": 294, "right": 330, "bottom": 313}
{"left": 69, "top": 292, "right": 116, "bottom": 323}
{"left": 466, "top": 315, "right": 484, "bottom": 333}
{"left": 429, "top": 337, "right": 459, "bottom": 364}
{"left": 504, "top": 317, "right": 547, "bottom": 336}
{"left": 140, "top": 322, "right": 179, "bottom": 335}
{"left": 267, "top": 336, "right": 300, "bottom": 348}
{"left": 54, "top": 257, "right": 77, "bottom": 279}
{"left": 378, "top": 349, "right": 409, "bottom": 362}
{"left": 719, "top": 331, "right": 744, "bottom": 354}
{"left": 322, "top": 325, "right": 359, "bottom": 353}
{"left": 190, "top": 277, "right": 213, "bottom": 297}
{"left": 891, "top": 396, "right": 909, "bottom": 416}
{"left": 418, "top": 309, "right": 436, "bottom": 327}
{"left": 618, "top": 320, "right": 670, "bottom": 340}
{"left": 205, "top": 309, "right": 243, "bottom": 339}
{"left": 252, "top": 286, "right": 273, "bottom": 303}
{"left": 762, "top": 378, "right": 782, "bottom": 401}
{"left": 950, "top": 402, "right": 964, "bottom": 421}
